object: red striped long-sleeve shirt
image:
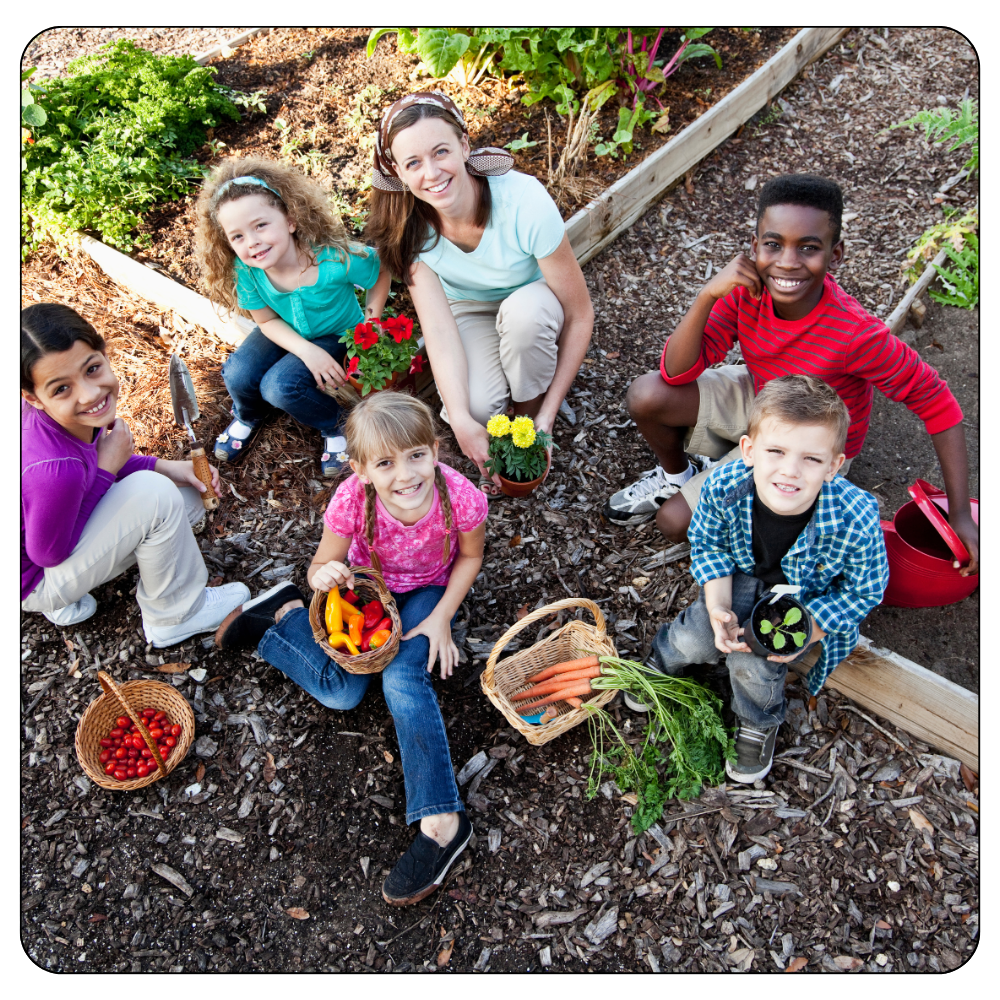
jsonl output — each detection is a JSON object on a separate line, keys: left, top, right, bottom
{"left": 659, "top": 274, "right": 962, "bottom": 458}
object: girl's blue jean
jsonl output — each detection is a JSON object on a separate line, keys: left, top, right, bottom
{"left": 649, "top": 571, "right": 787, "bottom": 729}
{"left": 222, "top": 326, "right": 346, "bottom": 435}
{"left": 258, "top": 586, "right": 464, "bottom": 825}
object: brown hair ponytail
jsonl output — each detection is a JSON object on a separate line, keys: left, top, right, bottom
{"left": 363, "top": 481, "right": 383, "bottom": 576}
{"left": 434, "top": 465, "right": 453, "bottom": 564}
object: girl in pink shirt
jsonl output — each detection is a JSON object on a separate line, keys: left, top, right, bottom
{"left": 216, "top": 393, "right": 487, "bottom": 906}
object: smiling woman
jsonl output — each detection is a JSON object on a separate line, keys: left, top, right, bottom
{"left": 365, "top": 91, "right": 595, "bottom": 494}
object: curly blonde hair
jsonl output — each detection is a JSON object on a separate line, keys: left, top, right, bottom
{"left": 194, "top": 156, "right": 364, "bottom": 314}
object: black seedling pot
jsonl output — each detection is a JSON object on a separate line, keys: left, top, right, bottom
{"left": 742, "top": 593, "right": 813, "bottom": 663}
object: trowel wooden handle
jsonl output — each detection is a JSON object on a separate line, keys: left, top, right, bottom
{"left": 190, "top": 446, "right": 220, "bottom": 510}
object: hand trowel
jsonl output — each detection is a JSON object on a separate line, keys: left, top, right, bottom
{"left": 168, "top": 353, "right": 220, "bottom": 510}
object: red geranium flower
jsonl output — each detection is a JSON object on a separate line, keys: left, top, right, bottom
{"left": 346, "top": 356, "right": 360, "bottom": 376}
{"left": 408, "top": 355, "right": 424, "bottom": 375}
{"left": 384, "top": 315, "right": 414, "bottom": 344}
{"left": 353, "top": 322, "right": 379, "bottom": 350}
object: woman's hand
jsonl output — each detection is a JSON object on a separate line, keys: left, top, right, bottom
{"left": 309, "top": 560, "right": 355, "bottom": 594}
{"left": 709, "top": 605, "right": 750, "bottom": 654}
{"left": 155, "top": 458, "right": 221, "bottom": 495}
{"left": 296, "top": 342, "right": 347, "bottom": 392}
{"left": 95, "top": 418, "right": 134, "bottom": 475}
{"left": 402, "top": 609, "right": 459, "bottom": 679}
{"left": 454, "top": 415, "right": 498, "bottom": 484}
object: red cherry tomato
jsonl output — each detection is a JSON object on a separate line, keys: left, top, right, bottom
{"left": 127, "top": 748, "right": 138, "bottom": 759}
{"left": 164, "top": 736, "right": 177, "bottom": 748}
{"left": 125, "top": 767, "right": 137, "bottom": 778}
{"left": 104, "top": 761, "right": 117, "bottom": 775}
{"left": 142, "top": 708, "right": 156, "bottom": 718}
{"left": 99, "top": 738, "right": 113, "bottom": 748}
{"left": 148, "top": 728, "right": 163, "bottom": 740}
{"left": 113, "top": 769, "right": 127, "bottom": 781}
{"left": 135, "top": 765, "right": 148, "bottom": 778}
{"left": 154, "top": 711, "right": 167, "bottom": 721}
{"left": 110, "top": 728, "right": 123, "bottom": 739}
{"left": 161, "top": 746, "right": 172, "bottom": 758}
{"left": 114, "top": 747, "right": 127, "bottom": 760}
{"left": 115, "top": 716, "right": 130, "bottom": 729}
{"left": 141, "top": 748, "right": 153, "bottom": 758}
{"left": 170, "top": 724, "right": 181, "bottom": 737}
{"left": 99, "top": 750, "right": 111, "bottom": 763}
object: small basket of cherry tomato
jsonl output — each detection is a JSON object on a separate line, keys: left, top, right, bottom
{"left": 308, "top": 566, "right": 401, "bottom": 674}
{"left": 75, "top": 670, "right": 196, "bottom": 791}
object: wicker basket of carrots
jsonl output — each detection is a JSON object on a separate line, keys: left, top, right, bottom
{"left": 309, "top": 567, "right": 401, "bottom": 674}
{"left": 480, "top": 597, "right": 619, "bottom": 746}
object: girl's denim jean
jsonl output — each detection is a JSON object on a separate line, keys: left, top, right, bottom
{"left": 222, "top": 326, "right": 346, "bottom": 436}
{"left": 649, "top": 571, "right": 787, "bottom": 729}
{"left": 258, "top": 585, "right": 464, "bottom": 825}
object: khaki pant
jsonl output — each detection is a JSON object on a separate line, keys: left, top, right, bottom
{"left": 679, "top": 365, "right": 853, "bottom": 510}
{"left": 441, "top": 280, "right": 563, "bottom": 426}
{"left": 22, "top": 471, "right": 209, "bottom": 629}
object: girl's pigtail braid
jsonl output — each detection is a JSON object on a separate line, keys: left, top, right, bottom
{"left": 364, "top": 482, "right": 383, "bottom": 575}
{"left": 434, "top": 466, "right": 453, "bottom": 564}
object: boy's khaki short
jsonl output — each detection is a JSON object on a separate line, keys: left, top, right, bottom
{"left": 678, "top": 364, "right": 853, "bottom": 510}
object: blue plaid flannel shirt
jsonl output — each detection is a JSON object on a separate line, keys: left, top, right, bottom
{"left": 689, "top": 460, "right": 889, "bottom": 695}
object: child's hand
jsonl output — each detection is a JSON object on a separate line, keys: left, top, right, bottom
{"left": 402, "top": 610, "right": 459, "bottom": 679}
{"left": 709, "top": 605, "right": 751, "bottom": 654}
{"left": 95, "top": 418, "right": 134, "bottom": 474}
{"left": 298, "top": 342, "right": 347, "bottom": 392}
{"left": 155, "top": 458, "right": 221, "bottom": 494}
{"left": 310, "top": 560, "right": 355, "bottom": 593}
{"left": 704, "top": 253, "right": 762, "bottom": 302}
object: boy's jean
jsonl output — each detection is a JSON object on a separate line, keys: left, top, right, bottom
{"left": 258, "top": 585, "right": 464, "bottom": 825}
{"left": 222, "top": 327, "right": 347, "bottom": 435}
{"left": 650, "top": 571, "right": 787, "bottom": 729}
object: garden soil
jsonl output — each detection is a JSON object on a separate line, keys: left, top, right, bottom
{"left": 21, "top": 28, "right": 978, "bottom": 975}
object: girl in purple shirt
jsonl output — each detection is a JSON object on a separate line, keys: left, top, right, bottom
{"left": 20, "top": 303, "right": 249, "bottom": 645}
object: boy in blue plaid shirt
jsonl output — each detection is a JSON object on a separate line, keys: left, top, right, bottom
{"left": 642, "top": 375, "right": 888, "bottom": 783}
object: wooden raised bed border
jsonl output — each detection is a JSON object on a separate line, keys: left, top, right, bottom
{"left": 71, "top": 27, "right": 978, "bottom": 770}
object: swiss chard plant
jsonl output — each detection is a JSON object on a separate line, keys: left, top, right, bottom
{"left": 21, "top": 40, "right": 240, "bottom": 258}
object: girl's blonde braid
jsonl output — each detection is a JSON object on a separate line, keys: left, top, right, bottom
{"left": 363, "top": 482, "right": 383, "bottom": 576}
{"left": 434, "top": 466, "right": 453, "bottom": 564}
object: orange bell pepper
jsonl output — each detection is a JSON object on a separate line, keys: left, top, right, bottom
{"left": 367, "top": 628, "right": 391, "bottom": 649}
{"left": 348, "top": 615, "right": 363, "bottom": 647}
{"left": 325, "top": 586, "right": 342, "bottom": 635}
{"left": 327, "top": 631, "right": 360, "bottom": 656}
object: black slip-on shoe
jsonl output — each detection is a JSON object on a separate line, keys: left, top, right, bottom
{"left": 214, "top": 582, "right": 305, "bottom": 650}
{"left": 382, "top": 812, "right": 472, "bottom": 906}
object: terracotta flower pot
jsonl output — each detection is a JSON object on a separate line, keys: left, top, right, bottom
{"left": 348, "top": 369, "right": 408, "bottom": 395}
{"left": 497, "top": 452, "right": 551, "bottom": 498}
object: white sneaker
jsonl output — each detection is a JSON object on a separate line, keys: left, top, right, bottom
{"left": 43, "top": 593, "right": 97, "bottom": 626}
{"left": 602, "top": 456, "right": 710, "bottom": 526}
{"left": 144, "top": 582, "right": 251, "bottom": 648}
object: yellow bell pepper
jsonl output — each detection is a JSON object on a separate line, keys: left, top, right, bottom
{"left": 337, "top": 591, "right": 363, "bottom": 622}
{"left": 327, "top": 631, "right": 360, "bottom": 656}
{"left": 325, "top": 586, "right": 342, "bottom": 635}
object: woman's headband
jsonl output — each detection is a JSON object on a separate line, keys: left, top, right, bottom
{"left": 211, "top": 175, "right": 282, "bottom": 207}
{"left": 372, "top": 90, "right": 513, "bottom": 192}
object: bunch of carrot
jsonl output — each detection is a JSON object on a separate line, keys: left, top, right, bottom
{"left": 511, "top": 656, "right": 602, "bottom": 718}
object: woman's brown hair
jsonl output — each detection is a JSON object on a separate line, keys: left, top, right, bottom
{"left": 343, "top": 393, "right": 454, "bottom": 575}
{"left": 365, "top": 104, "right": 492, "bottom": 284}
{"left": 194, "top": 156, "right": 365, "bottom": 314}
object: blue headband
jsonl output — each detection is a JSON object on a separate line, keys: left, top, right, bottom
{"left": 212, "top": 175, "right": 281, "bottom": 205}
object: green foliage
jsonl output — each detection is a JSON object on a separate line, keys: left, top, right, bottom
{"left": 21, "top": 68, "right": 47, "bottom": 129}
{"left": 594, "top": 95, "right": 656, "bottom": 158}
{"left": 888, "top": 99, "right": 978, "bottom": 176}
{"left": 757, "top": 606, "right": 806, "bottom": 650}
{"left": 929, "top": 233, "right": 978, "bottom": 309}
{"left": 21, "top": 40, "right": 240, "bottom": 258}
{"left": 484, "top": 423, "right": 553, "bottom": 483}
{"left": 505, "top": 132, "right": 538, "bottom": 151}
{"left": 224, "top": 88, "right": 267, "bottom": 114}
{"left": 587, "top": 658, "right": 734, "bottom": 831}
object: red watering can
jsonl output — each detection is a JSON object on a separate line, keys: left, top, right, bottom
{"left": 880, "top": 479, "right": 979, "bottom": 608}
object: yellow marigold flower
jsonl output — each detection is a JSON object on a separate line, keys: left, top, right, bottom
{"left": 511, "top": 415, "right": 536, "bottom": 449}
{"left": 487, "top": 414, "right": 511, "bottom": 438}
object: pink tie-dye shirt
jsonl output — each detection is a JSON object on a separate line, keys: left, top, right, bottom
{"left": 324, "top": 462, "right": 489, "bottom": 592}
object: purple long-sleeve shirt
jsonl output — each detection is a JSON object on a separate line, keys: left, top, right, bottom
{"left": 21, "top": 402, "right": 157, "bottom": 600}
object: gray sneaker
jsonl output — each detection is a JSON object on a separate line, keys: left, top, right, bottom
{"left": 602, "top": 456, "right": 710, "bottom": 526}
{"left": 43, "top": 593, "right": 97, "bottom": 626}
{"left": 726, "top": 719, "right": 778, "bottom": 783}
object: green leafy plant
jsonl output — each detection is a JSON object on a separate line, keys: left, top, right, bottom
{"left": 929, "top": 233, "right": 978, "bottom": 309}
{"left": 585, "top": 657, "right": 734, "bottom": 831}
{"left": 368, "top": 28, "right": 500, "bottom": 87}
{"left": 484, "top": 414, "right": 552, "bottom": 483}
{"left": 224, "top": 88, "right": 268, "bottom": 114}
{"left": 21, "top": 40, "right": 240, "bottom": 258}
{"left": 887, "top": 98, "right": 978, "bottom": 176}
{"left": 505, "top": 132, "right": 538, "bottom": 151}
{"left": 340, "top": 316, "right": 421, "bottom": 396}
{"left": 21, "top": 67, "right": 47, "bottom": 129}
{"left": 757, "top": 606, "right": 806, "bottom": 650}
{"left": 594, "top": 94, "right": 656, "bottom": 158}
{"left": 903, "top": 207, "right": 978, "bottom": 283}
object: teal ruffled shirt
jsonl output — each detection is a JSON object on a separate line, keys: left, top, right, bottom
{"left": 234, "top": 245, "right": 380, "bottom": 340}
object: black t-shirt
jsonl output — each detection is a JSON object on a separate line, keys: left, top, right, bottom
{"left": 752, "top": 489, "right": 818, "bottom": 585}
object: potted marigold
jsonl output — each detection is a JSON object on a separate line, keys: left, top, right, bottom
{"left": 338, "top": 315, "right": 423, "bottom": 396}
{"left": 484, "top": 414, "right": 553, "bottom": 497}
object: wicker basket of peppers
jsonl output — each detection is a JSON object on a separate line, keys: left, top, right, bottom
{"left": 309, "top": 567, "right": 401, "bottom": 674}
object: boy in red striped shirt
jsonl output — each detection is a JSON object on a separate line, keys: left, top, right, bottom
{"left": 604, "top": 174, "right": 978, "bottom": 574}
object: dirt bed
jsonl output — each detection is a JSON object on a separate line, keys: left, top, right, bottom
{"left": 20, "top": 27, "right": 978, "bottom": 974}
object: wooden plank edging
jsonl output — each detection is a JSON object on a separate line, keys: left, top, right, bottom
{"left": 566, "top": 27, "right": 851, "bottom": 264}
{"left": 790, "top": 635, "right": 978, "bottom": 771}
{"left": 885, "top": 249, "right": 947, "bottom": 339}
{"left": 193, "top": 28, "right": 269, "bottom": 66}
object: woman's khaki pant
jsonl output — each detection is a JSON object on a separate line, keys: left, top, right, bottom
{"left": 21, "top": 470, "right": 208, "bottom": 630}
{"left": 441, "top": 279, "right": 563, "bottom": 426}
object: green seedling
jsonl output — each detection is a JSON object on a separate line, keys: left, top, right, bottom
{"left": 505, "top": 132, "right": 538, "bottom": 151}
{"left": 758, "top": 606, "right": 806, "bottom": 650}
